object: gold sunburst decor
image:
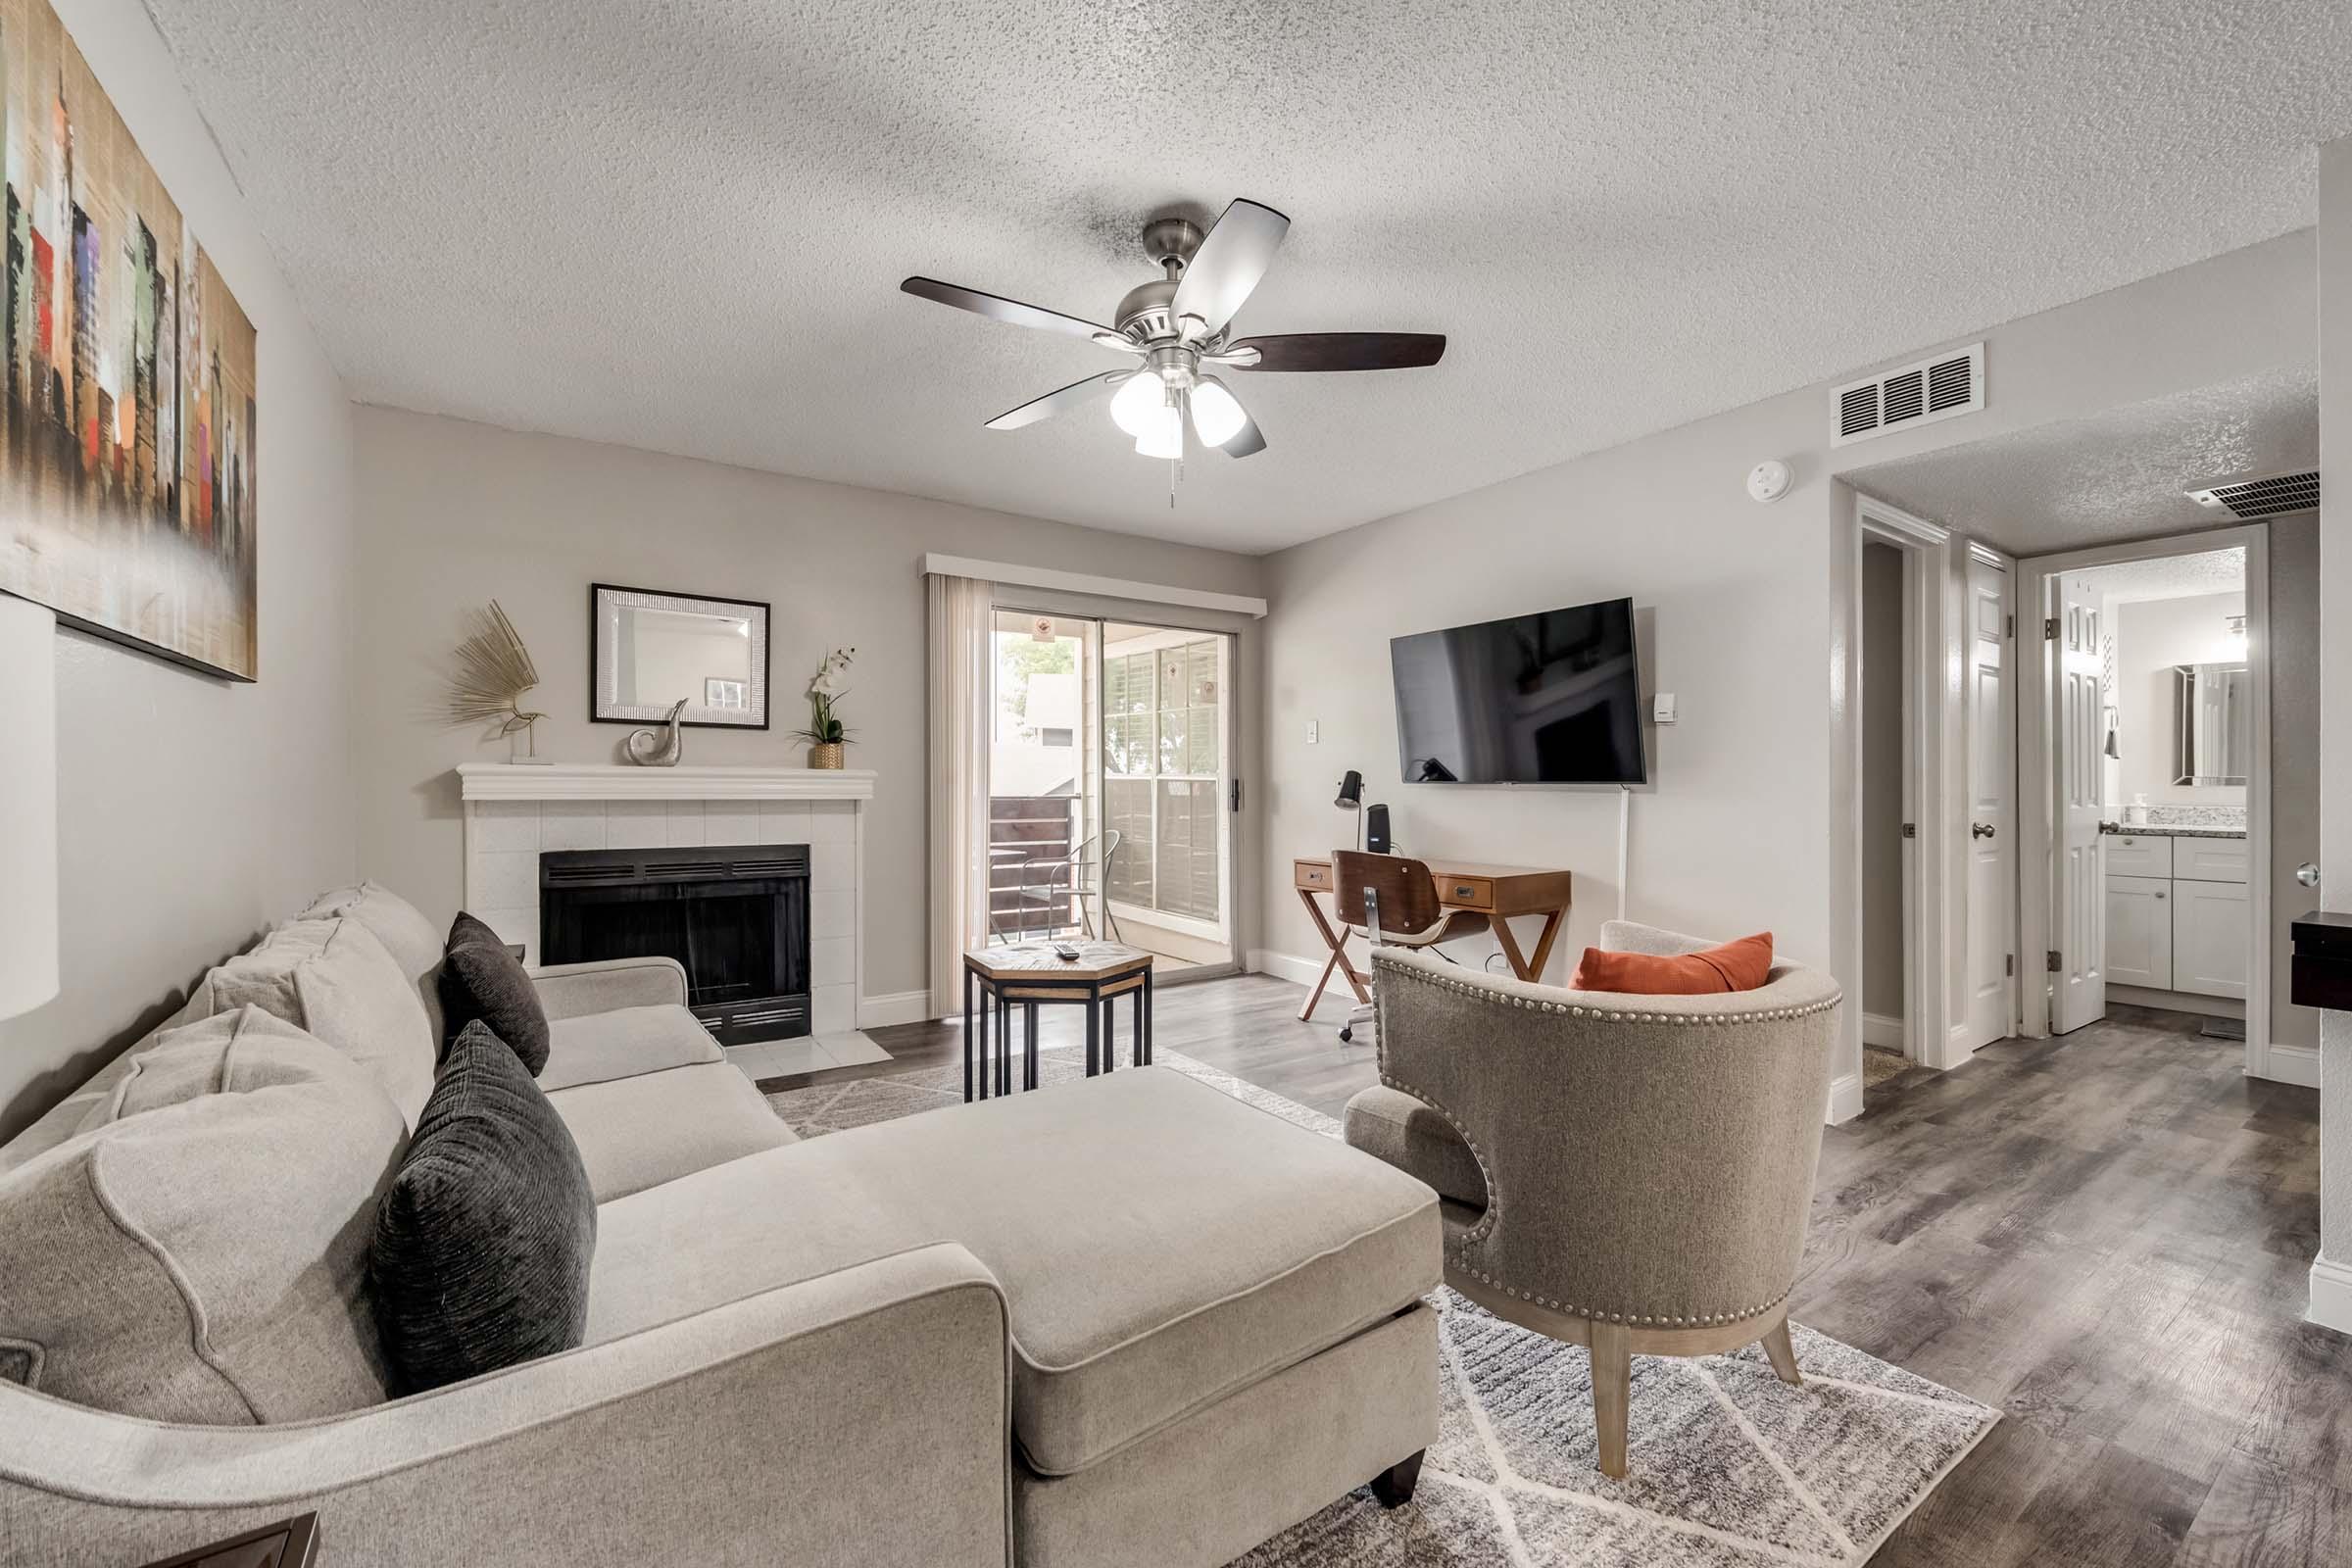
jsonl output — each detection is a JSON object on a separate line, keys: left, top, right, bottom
{"left": 444, "top": 601, "right": 548, "bottom": 761}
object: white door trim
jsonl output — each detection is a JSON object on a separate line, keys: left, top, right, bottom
{"left": 1844, "top": 494, "right": 1971, "bottom": 1078}
{"left": 2014, "top": 525, "right": 2274, "bottom": 1083}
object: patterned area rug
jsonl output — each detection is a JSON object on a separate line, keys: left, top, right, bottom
{"left": 766, "top": 1051, "right": 1996, "bottom": 1567}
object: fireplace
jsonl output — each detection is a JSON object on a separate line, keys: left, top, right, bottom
{"left": 539, "top": 845, "right": 811, "bottom": 1045}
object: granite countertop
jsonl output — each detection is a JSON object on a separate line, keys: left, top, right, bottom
{"left": 2100, "top": 822, "right": 2247, "bottom": 841}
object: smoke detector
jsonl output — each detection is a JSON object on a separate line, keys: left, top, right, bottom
{"left": 2185, "top": 468, "right": 2319, "bottom": 519}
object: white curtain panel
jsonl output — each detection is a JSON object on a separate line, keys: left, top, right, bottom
{"left": 927, "top": 574, "right": 995, "bottom": 1016}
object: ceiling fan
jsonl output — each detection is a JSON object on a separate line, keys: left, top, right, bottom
{"left": 900, "top": 198, "right": 1446, "bottom": 466}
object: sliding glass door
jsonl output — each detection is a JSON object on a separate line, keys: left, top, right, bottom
{"left": 985, "top": 606, "right": 1236, "bottom": 979}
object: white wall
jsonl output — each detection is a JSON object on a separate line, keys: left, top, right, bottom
{"left": 1860, "top": 542, "right": 1905, "bottom": 1022}
{"left": 2316, "top": 136, "right": 2352, "bottom": 1320}
{"left": 1257, "top": 232, "right": 2320, "bottom": 1121}
{"left": 350, "top": 407, "right": 1264, "bottom": 1007}
{"left": 2111, "top": 591, "right": 2248, "bottom": 808}
{"left": 0, "top": 0, "right": 357, "bottom": 1142}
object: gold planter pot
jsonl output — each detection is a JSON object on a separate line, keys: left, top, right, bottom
{"left": 808, "top": 742, "right": 846, "bottom": 770}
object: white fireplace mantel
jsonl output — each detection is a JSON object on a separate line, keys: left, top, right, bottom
{"left": 453, "top": 762, "right": 884, "bottom": 1034}
{"left": 457, "top": 762, "right": 877, "bottom": 803}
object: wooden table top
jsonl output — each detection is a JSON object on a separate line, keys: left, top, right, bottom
{"left": 963, "top": 941, "right": 1154, "bottom": 982}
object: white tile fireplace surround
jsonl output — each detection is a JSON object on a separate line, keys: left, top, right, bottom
{"left": 455, "top": 765, "right": 899, "bottom": 1056}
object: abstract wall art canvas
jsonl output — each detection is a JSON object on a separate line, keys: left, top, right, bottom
{"left": 0, "top": 0, "right": 258, "bottom": 679}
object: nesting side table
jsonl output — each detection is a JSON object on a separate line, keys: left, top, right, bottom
{"left": 962, "top": 943, "right": 1154, "bottom": 1100}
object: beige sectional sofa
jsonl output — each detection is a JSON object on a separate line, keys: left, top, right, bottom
{"left": 0, "top": 884, "right": 1440, "bottom": 1566}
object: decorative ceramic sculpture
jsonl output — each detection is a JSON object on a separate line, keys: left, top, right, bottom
{"left": 626, "top": 698, "right": 688, "bottom": 767}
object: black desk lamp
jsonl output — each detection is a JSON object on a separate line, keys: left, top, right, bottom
{"left": 1335, "top": 770, "right": 1390, "bottom": 854}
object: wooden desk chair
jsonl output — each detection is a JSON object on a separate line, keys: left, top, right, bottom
{"left": 1331, "top": 850, "right": 1491, "bottom": 1043}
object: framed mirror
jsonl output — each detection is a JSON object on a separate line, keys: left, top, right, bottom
{"left": 591, "top": 584, "right": 769, "bottom": 729}
{"left": 2171, "top": 661, "right": 2250, "bottom": 786}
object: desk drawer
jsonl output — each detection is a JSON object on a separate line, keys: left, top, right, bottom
{"left": 1295, "top": 860, "right": 1332, "bottom": 892}
{"left": 1440, "top": 876, "right": 1494, "bottom": 910}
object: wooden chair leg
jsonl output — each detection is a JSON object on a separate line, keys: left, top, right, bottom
{"left": 1591, "top": 1320, "right": 1632, "bottom": 1479}
{"left": 1761, "top": 1317, "right": 1802, "bottom": 1387}
{"left": 1369, "top": 1448, "right": 1424, "bottom": 1507}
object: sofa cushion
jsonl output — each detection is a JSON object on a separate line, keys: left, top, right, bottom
{"left": 301, "top": 882, "right": 449, "bottom": 1045}
{"left": 189, "top": 916, "right": 436, "bottom": 1127}
{"left": 548, "top": 1061, "right": 796, "bottom": 1201}
{"left": 1342, "top": 1084, "right": 1487, "bottom": 1208}
{"left": 369, "top": 1022, "right": 597, "bottom": 1396}
{"left": 0, "top": 1006, "right": 405, "bottom": 1423}
{"left": 439, "top": 912, "right": 552, "bottom": 1072}
{"left": 300, "top": 881, "right": 445, "bottom": 984}
{"left": 539, "top": 1004, "right": 724, "bottom": 1093}
{"left": 586, "top": 1068, "right": 1439, "bottom": 1476}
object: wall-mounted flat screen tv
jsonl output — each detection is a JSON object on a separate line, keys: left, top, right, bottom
{"left": 1390, "top": 597, "right": 1646, "bottom": 784}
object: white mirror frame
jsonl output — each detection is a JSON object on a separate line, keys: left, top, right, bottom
{"left": 591, "top": 583, "right": 770, "bottom": 729}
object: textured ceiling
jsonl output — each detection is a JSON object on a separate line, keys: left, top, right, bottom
{"left": 1846, "top": 368, "right": 2316, "bottom": 557}
{"left": 2076, "top": 549, "right": 2245, "bottom": 603}
{"left": 140, "top": 0, "right": 2352, "bottom": 554}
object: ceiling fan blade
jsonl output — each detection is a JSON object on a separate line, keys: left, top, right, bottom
{"left": 1169, "top": 199, "right": 1290, "bottom": 339}
{"left": 984, "top": 370, "right": 1131, "bottom": 431}
{"left": 1197, "top": 375, "right": 1266, "bottom": 458}
{"left": 901, "top": 276, "right": 1116, "bottom": 343}
{"left": 1220, "top": 332, "right": 1446, "bottom": 372}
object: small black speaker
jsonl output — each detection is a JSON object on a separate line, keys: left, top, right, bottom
{"left": 1365, "top": 804, "right": 1392, "bottom": 855}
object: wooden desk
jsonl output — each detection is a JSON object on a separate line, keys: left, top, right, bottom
{"left": 1291, "top": 856, "right": 1574, "bottom": 1020}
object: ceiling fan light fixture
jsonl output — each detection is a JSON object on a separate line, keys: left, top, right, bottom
{"left": 1190, "top": 379, "right": 1246, "bottom": 447}
{"left": 1134, "top": 402, "right": 1184, "bottom": 460}
{"left": 1109, "top": 368, "right": 1169, "bottom": 438}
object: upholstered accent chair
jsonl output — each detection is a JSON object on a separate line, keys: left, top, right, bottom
{"left": 1343, "top": 920, "right": 1841, "bottom": 1477}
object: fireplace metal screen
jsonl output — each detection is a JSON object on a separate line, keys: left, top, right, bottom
{"left": 539, "top": 845, "right": 810, "bottom": 1045}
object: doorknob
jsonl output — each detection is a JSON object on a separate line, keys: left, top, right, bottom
{"left": 2298, "top": 861, "right": 2322, "bottom": 888}
{"left": 1972, "top": 822, "right": 1997, "bottom": 840}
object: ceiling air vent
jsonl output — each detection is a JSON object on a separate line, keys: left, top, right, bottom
{"left": 1830, "top": 343, "right": 1984, "bottom": 447}
{"left": 2185, "top": 468, "right": 2320, "bottom": 519}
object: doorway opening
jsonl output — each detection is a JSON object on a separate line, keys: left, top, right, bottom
{"left": 2018, "top": 531, "right": 2298, "bottom": 1082}
{"left": 1859, "top": 539, "right": 1912, "bottom": 1088}
{"left": 986, "top": 608, "right": 1237, "bottom": 981}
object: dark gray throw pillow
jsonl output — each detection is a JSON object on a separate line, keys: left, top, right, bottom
{"left": 438, "top": 910, "right": 550, "bottom": 1073}
{"left": 368, "top": 1021, "right": 596, "bottom": 1396}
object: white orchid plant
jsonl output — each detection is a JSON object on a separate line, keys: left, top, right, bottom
{"left": 797, "top": 646, "right": 857, "bottom": 746}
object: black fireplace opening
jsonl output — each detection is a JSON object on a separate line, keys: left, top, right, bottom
{"left": 539, "top": 845, "right": 810, "bottom": 1046}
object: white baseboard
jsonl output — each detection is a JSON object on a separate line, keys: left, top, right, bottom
{"left": 2259, "top": 1042, "right": 2322, "bottom": 1089}
{"left": 1861, "top": 1011, "right": 1903, "bottom": 1051}
{"left": 2309, "top": 1253, "right": 2352, "bottom": 1336}
{"left": 1248, "top": 948, "right": 1326, "bottom": 990}
{"left": 1826, "top": 1071, "right": 1863, "bottom": 1126}
{"left": 857, "top": 990, "right": 932, "bottom": 1029}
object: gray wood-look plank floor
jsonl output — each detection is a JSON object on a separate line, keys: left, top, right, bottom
{"left": 770, "top": 978, "right": 2341, "bottom": 1567}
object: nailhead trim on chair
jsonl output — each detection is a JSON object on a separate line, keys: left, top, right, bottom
{"left": 1371, "top": 953, "right": 1843, "bottom": 1024}
{"left": 1370, "top": 951, "right": 1823, "bottom": 1326}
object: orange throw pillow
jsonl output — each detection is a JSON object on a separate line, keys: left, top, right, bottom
{"left": 1569, "top": 932, "right": 1774, "bottom": 995}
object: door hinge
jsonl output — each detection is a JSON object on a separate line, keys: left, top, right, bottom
{"left": 1229, "top": 778, "right": 1242, "bottom": 812}
{"left": 2044, "top": 616, "right": 2060, "bottom": 640}
{"left": 1901, "top": 822, "right": 1917, "bottom": 839}
{"left": 2046, "top": 950, "right": 2062, "bottom": 973}
{"left": 2005, "top": 953, "right": 2015, "bottom": 976}
{"left": 2005, "top": 613, "right": 2015, "bottom": 639}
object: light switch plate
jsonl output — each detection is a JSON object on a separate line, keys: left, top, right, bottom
{"left": 1305, "top": 719, "right": 1319, "bottom": 744}
{"left": 1651, "top": 694, "right": 1677, "bottom": 725}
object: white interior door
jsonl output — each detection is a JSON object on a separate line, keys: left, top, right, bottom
{"left": 2050, "top": 573, "right": 2107, "bottom": 1033}
{"left": 1959, "top": 555, "right": 2016, "bottom": 1052}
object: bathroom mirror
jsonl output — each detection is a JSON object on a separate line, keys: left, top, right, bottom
{"left": 2171, "top": 661, "right": 2250, "bottom": 786}
{"left": 591, "top": 584, "right": 769, "bottom": 729}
